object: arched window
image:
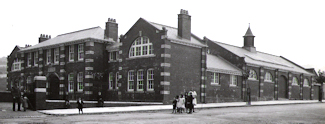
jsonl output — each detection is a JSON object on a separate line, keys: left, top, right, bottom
{"left": 292, "top": 77, "right": 299, "bottom": 85}
{"left": 264, "top": 72, "right": 273, "bottom": 82}
{"left": 248, "top": 69, "right": 258, "bottom": 80}
{"left": 129, "top": 37, "right": 153, "bottom": 57}
{"left": 303, "top": 78, "right": 309, "bottom": 87}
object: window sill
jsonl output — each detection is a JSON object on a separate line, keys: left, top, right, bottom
{"left": 211, "top": 83, "right": 220, "bottom": 86}
{"left": 67, "top": 61, "right": 75, "bottom": 64}
{"left": 127, "top": 55, "right": 156, "bottom": 60}
{"left": 264, "top": 81, "right": 274, "bottom": 83}
{"left": 77, "top": 59, "right": 84, "bottom": 62}
{"left": 108, "top": 60, "right": 118, "bottom": 63}
{"left": 303, "top": 85, "right": 310, "bottom": 88}
{"left": 292, "top": 84, "right": 300, "bottom": 86}
{"left": 248, "top": 78, "right": 258, "bottom": 81}
{"left": 229, "top": 85, "right": 238, "bottom": 87}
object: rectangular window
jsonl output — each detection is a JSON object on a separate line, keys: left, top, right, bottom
{"left": 13, "top": 58, "right": 21, "bottom": 70}
{"left": 54, "top": 48, "right": 59, "bottom": 64}
{"left": 34, "top": 51, "right": 38, "bottom": 66}
{"left": 109, "top": 52, "right": 116, "bottom": 61}
{"left": 115, "top": 72, "right": 119, "bottom": 89}
{"left": 143, "top": 46, "right": 148, "bottom": 55}
{"left": 77, "top": 72, "right": 83, "bottom": 92}
{"left": 46, "top": 49, "right": 51, "bottom": 65}
{"left": 27, "top": 53, "right": 31, "bottom": 67}
{"left": 135, "top": 47, "right": 141, "bottom": 56}
{"left": 149, "top": 45, "right": 153, "bottom": 54}
{"left": 137, "top": 70, "right": 144, "bottom": 91}
{"left": 128, "top": 70, "right": 134, "bottom": 91}
{"left": 69, "top": 45, "right": 74, "bottom": 61}
{"left": 230, "top": 75, "right": 237, "bottom": 86}
{"left": 211, "top": 72, "right": 219, "bottom": 85}
{"left": 78, "top": 44, "right": 84, "bottom": 60}
{"left": 68, "top": 73, "right": 74, "bottom": 92}
{"left": 147, "top": 69, "right": 154, "bottom": 91}
{"left": 108, "top": 72, "right": 113, "bottom": 89}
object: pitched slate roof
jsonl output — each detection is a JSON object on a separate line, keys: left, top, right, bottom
{"left": 147, "top": 21, "right": 206, "bottom": 47}
{"left": 207, "top": 54, "right": 242, "bottom": 76}
{"left": 212, "top": 41, "right": 314, "bottom": 76}
{"left": 20, "top": 26, "right": 112, "bottom": 52}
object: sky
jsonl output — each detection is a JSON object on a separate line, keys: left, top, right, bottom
{"left": 0, "top": 0, "right": 324, "bottom": 72}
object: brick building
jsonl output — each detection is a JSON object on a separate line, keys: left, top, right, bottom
{"left": 7, "top": 9, "right": 318, "bottom": 109}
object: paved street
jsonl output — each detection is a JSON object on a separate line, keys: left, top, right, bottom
{"left": 0, "top": 102, "right": 324, "bottom": 124}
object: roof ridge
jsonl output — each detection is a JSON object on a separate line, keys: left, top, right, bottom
{"left": 148, "top": 21, "right": 177, "bottom": 30}
{"left": 57, "top": 26, "right": 101, "bottom": 37}
{"left": 212, "top": 40, "right": 280, "bottom": 57}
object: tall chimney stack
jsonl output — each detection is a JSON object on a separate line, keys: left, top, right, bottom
{"left": 105, "top": 18, "right": 118, "bottom": 42}
{"left": 178, "top": 9, "right": 191, "bottom": 40}
{"left": 39, "top": 34, "right": 51, "bottom": 43}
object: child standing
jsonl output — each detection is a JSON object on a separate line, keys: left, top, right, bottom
{"left": 21, "top": 96, "right": 29, "bottom": 111}
{"left": 172, "top": 96, "right": 177, "bottom": 113}
{"left": 77, "top": 97, "right": 84, "bottom": 114}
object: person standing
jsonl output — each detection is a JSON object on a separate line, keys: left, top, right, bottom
{"left": 187, "top": 92, "right": 194, "bottom": 114}
{"left": 179, "top": 94, "right": 185, "bottom": 113}
{"left": 172, "top": 96, "right": 177, "bottom": 113}
{"left": 192, "top": 91, "right": 197, "bottom": 112}
{"left": 11, "top": 84, "right": 21, "bottom": 111}
{"left": 77, "top": 97, "right": 84, "bottom": 114}
{"left": 21, "top": 95, "right": 29, "bottom": 111}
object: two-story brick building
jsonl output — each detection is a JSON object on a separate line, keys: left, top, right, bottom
{"left": 7, "top": 9, "right": 318, "bottom": 109}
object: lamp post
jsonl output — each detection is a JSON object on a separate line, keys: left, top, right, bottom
{"left": 242, "top": 70, "right": 250, "bottom": 105}
{"left": 316, "top": 70, "right": 325, "bottom": 102}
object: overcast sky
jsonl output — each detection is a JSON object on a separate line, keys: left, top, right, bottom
{"left": 1, "top": 0, "right": 324, "bottom": 72}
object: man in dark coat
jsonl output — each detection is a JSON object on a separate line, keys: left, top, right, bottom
{"left": 187, "top": 93, "right": 194, "bottom": 114}
{"left": 11, "top": 84, "right": 21, "bottom": 111}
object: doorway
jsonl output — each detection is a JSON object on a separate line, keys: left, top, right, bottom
{"left": 278, "top": 75, "right": 288, "bottom": 99}
{"left": 48, "top": 74, "right": 60, "bottom": 100}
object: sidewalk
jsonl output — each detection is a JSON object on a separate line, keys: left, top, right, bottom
{"left": 38, "top": 100, "right": 325, "bottom": 116}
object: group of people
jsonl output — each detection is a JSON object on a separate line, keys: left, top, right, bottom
{"left": 11, "top": 84, "right": 30, "bottom": 111}
{"left": 172, "top": 91, "right": 197, "bottom": 114}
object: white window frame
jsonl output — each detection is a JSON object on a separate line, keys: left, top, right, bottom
{"left": 147, "top": 69, "right": 154, "bottom": 91}
{"left": 292, "top": 77, "right": 299, "bottom": 86}
{"left": 78, "top": 44, "right": 84, "bottom": 61}
{"left": 137, "top": 70, "right": 144, "bottom": 91}
{"left": 12, "top": 58, "right": 21, "bottom": 71}
{"left": 211, "top": 72, "right": 220, "bottom": 85}
{"left": 128, "top": 70, "right": 134, "bottom": 91}
{"left": 68, "top": 73, "right": 74, "bottom": 92}
{"left": 77, "top": 72, "right": 83, "bottom": 92}
{"left": 230, "top": 75, "right": 238, "bottom": 86}
{"left": 264, "top": 72, "right": 273, "bottom": 82}
{"left": 109, "top": 51, "right": 117, "bottom": 61}
{"left": 27, "top": 53, "right": 31, "bottom": 67}
{"left": 303, "top": 78, "right": 309, "bottom": 87}
{"left": 108, "top": 72, "right": 114, "bottom": 90}
{"left": 34, "top": 51, "right": 38, "bottom": 66}
{"left": 54, "top": 48, "right": 59, "bottom": 64}
{"left": 46, "top": 49, "right": 51, "bottom": 65}
{"left": 129, "top": 37, "right": 153, "bottom": 58}
{"left": 248, "top": 69, "right": 258, "bottom": 80}
{"left": 69, "top": 45, "right": 74, "bottom": 62}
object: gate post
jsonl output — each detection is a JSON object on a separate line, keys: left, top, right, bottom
{"left": 34, "top": 76, "right": 47, "bottom": 110}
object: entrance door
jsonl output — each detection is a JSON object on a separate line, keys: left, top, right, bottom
{"left": 48, "top": 74, "right": 60, "bottom": 100}
{"left": 278, "top": 76, "right": 288, "bottom": 99}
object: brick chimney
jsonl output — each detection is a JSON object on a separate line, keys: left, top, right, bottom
{"left": 178, "top": 9, "right": 191, "bottom": 40}
{"left": 105, "top": 18, "right": 118, "bottom": 42}
{"left": 39, "top": 34, "right": 51, "bottom": 43}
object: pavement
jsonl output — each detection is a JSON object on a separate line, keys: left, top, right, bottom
{"left": 37, "top": 100, "right": 325, "bottom": 116}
